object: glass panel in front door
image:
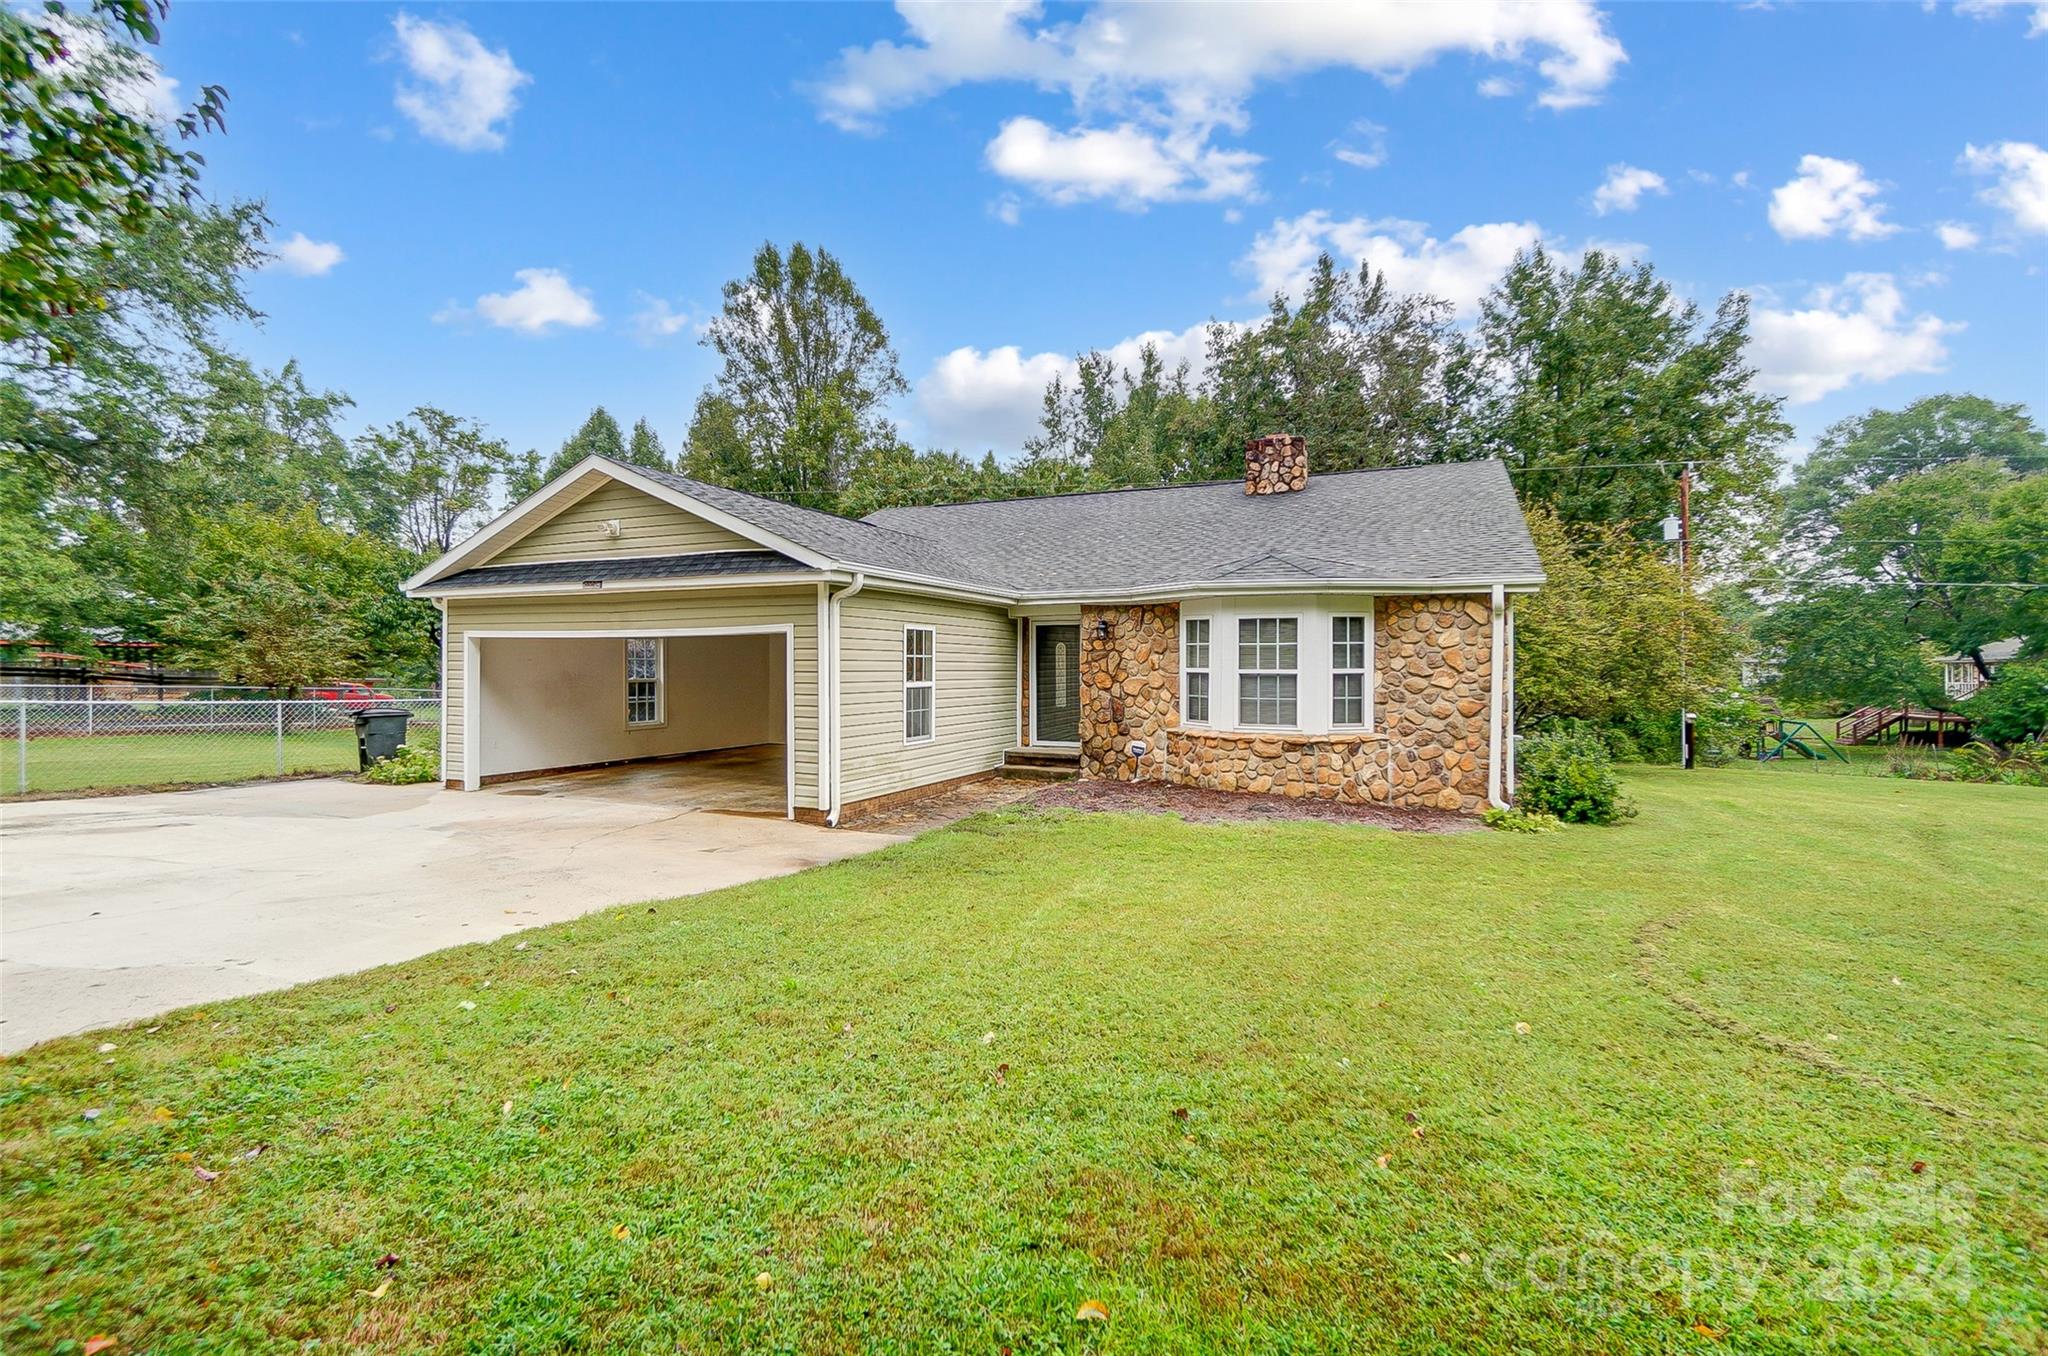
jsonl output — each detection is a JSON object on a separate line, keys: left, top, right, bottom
{"left": 1034, "top": 624, "right": 1081, "bottom": 743}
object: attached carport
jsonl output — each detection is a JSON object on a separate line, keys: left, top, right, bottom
{"left": 464, "top": 626, "right": 793, "bottom": 815}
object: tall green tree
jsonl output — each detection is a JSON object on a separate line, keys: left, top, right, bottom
{"left": 355, "top": 406, "right": 512, "bottom": 557}
{"left": 680, "top": 241, "right": 907, "bottom": 509}
{"left": 1453, "top": 248, "right": 1790, "bottom": 568}
{"left": 1201, "top": 254, "right": 1463, "bottom": 478}
{"left": 623, "top": 416, "right": 670, "bottom": 471}
{"left": 1753, "top": 588, "right": 1944, "bottom": 711}
{"left": 1, "top": 1, "right": 226, "bottom": 358}
{"left": 543, "top": 405, "right": 626, "bottom": 481}
{"left": 1784, "top": 394, "right": 2048, "bottom": 537}
{"left": 1513, "top": 507, "right": 1738, "bottom": 735}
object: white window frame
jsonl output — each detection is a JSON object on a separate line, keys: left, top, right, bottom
{"left": 1236, "top": 614, "right": 1302, "bottom": 729}
{"left": 1330, "top": 614, "right": 1369, "bottom": 728}
{"left": 904, "top": 624, "right": 936, "bottom": 745}
{"left": 1182, "top": 616, "right": 1212, "bottom": 726}
{"left": 625, "top": 637, "right": 664, "bottom": 729}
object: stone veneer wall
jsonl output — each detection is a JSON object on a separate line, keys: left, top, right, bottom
{"left": 1377, "top": 596, "right": 1494, "bottom": 813}
{"left": 1077, "top": 595, "right": 1497, "bottom": 813}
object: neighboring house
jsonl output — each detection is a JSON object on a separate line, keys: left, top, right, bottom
{"left": 403, "top": 436, "right": 1544, "bottom": 823}
{"left": 1940, "top": 637, "right": 2025, "bottom": 700}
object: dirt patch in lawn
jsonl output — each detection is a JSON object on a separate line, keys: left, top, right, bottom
{"left": 1029, "top": 778, "right": 1481, "bottom": 832}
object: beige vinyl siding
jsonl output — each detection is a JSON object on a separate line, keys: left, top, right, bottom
{"left": 443, "top": 586, "right": 820, "bottom": 806}
{"left": 837, "top": 589, "right": 1014, "bottom": 804}
{"left": 485, "top": 480, "right": 756, "bottom": 565}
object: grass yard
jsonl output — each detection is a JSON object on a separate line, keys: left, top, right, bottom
{"left": 2, "top": 770, "right": 2043, "bottom": 1352}
{"left": 0, "top": 730, "right": 360, "bottom": 796}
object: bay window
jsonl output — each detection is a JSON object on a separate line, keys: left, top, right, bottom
{"left": 1237, "top": 617, "right": 1299, "bottom": 727}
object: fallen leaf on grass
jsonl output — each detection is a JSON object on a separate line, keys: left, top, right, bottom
{"left": 82, "top": 1109, "right": 102, "bottom": 1121}
{"left": 1911, "top": 1160, "right": 1927, "bottom": 1174}
{"left": 360, "top": 1279, "right": 391, "bottom": 1300}
{"left": 1411, "top": 1126, "right": 1425, "bottom": 1140}
{"left": 83, "top": 1336, "right": 119, "bottom": 1354}
{"left": 1375, "top": 1153, "right": 1392, "bottom": 1170}
{"left": 376, "top": 1253, "right": 401, "bottom": 1269}
{"left": 1513, "top": 1022, "right": 1531, "bottom": 1036}
{"left": 980, "top": 1031, "right": 996, "bottom": 1045}
{"left": 192, "top": 1166, "right": 218, "bottom": 1183}
{"left": 1074, "top": 1299, "right": 1109, "bottom": 1322}
{"left": 612, "top": 1224, "right": 631, "bottom": 1240}
{"left": 754, "top": 1271, "right": 774, "bottom": 1291}
{"left": 992, "top": 1063, "right": 1008, "bottom": 1086}
{"left": 172, "top": 1151, "right": 194, "bottom": 1163}
{"left": 239, "top": 1145, "right": 267, "bottom": 1162}
{"left": 151, "top": 1107, "right": 174, "bottom": 1122}
{"left": 98, "top": 1042, "right": 117, "bottom": 1053}
{"left": 458, "top": 1001, "right": 476, "bottom": 1012}
{"left": 1692, "top": 1321, "right": 1724, "bottom": 1338}
{"left": 1172, "top": 1107, "right": 1190, "bottom": 1122}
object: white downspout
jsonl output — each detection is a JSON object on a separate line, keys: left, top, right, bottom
{"left": 826, "top": 571, "right": 866, "bottom": 826}
{"left": 1486, "top": 582, "right": 1507, "bottom": 809}
{"left": 1504, "top": 595, "right": 1517, "bottom": 798}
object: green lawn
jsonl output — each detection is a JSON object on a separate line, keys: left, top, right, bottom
{"left": 0, "top": 730, "right": 359, "bottom": 796}
{"left": 3, "top": 770, "right": 2043, "bottom": 1352}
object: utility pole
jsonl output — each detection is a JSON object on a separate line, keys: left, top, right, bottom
{"left": 1678, "top": 463, "right": 1693, "bottom": 769}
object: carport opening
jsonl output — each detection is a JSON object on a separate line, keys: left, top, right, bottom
{"left": 475, "top": 632, "right": 788, "bottom": 815}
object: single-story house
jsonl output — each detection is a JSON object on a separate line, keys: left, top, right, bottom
{"left": 403, "top": 435, "right": 1544, "bottom": 823}
{"left": 1939, "top": 637, "right": 2024, "bottom": 700}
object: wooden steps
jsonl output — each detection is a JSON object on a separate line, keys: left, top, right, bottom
{"left": 999, "top": 746, "right": 1079, "bottom": 780}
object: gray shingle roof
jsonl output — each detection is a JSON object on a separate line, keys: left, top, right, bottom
{"left": 588, "top": 457, "right": 1541, "bottom": 596}
{"left": 433, "top": 550, "right": 804, "bottom": 590}
{"left": 630, "top": 465, "right": 976, "bottom": 582}
{"left": 863, "top": 460, "right": 1543, "bottom": 594}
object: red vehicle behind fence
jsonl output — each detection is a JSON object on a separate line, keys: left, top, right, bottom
{"left": 303, "top": 681, "right": 393, "bottom": 709}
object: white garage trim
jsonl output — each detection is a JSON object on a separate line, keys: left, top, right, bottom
{"left": 461, "top": 624, "right": 798, "bottom": 818}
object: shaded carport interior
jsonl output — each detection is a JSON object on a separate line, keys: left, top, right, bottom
{"left": 473, "top": 629, "right": 791, "bottom": 815}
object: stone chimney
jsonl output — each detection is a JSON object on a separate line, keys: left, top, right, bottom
{"left": 1244, "top": 433, "right": 1308, "bottom": 495}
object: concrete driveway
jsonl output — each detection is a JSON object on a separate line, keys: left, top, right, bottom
{"left": 0, "top": 779, "right": 905, "bottom": 1053}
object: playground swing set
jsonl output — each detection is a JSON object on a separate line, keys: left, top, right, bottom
{"left": 1752, "top": 715, "right": 1850, "bottom": 764}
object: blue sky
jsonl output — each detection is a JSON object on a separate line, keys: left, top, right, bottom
{"left": 154, "top": 1, "right": 2048, "bottom": 466}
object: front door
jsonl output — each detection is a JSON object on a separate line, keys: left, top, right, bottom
{"left": 1033, "top": 623, "right": 1081, "bottom": 744}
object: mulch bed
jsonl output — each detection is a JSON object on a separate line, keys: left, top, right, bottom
{"left": 1028, "top": 777, "right": 1483, "bottom": 833}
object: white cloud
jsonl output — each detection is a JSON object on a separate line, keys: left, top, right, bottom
{"left": 917, "top": 321, "right": 1222, "bottom": 454}
{"left": 1952, "top": 0, "right": 2048, "bottom": 37}
{"left": 1591, "top": 163, "right": 1668, "bottom": 215}
{"left": 990, "top": 194, "right": 1023, "bottom": 226}
{"left": 814, "top": 1, "right": 1624, "bottom": 204}
{"left": 391, "top": 13, "right": 530, "bottom": 151}
{"left": 1242, "top": 211, "right": 1546, "bottom": 316}
{"left": 627, "top": 294, "right": 694, "bottom": 344}
{"left": 1961, "top": 140, "right": 2048, "bottom": 234}
{"left": 1767, "top": 154, "right": 1899, "bottom": 240}
{"left": 1476, "top": 75, "right": 1518, "bottom": 98}
{"left": 1936, "top": 221, "right": 1982, "bottom": 250}
{"left": 265, "top": 232, "right": 345, "bottom": 277}
{"left": 984, "top": 117, "right": 1258, "bottom": 206}
{"left": 1746, "top": 273, "right": 1958, "bottom": 404}
{"left": 1330, "top": 120, "right": 1388, "bottom": 170}
{"left": 443, "top": 268, "right": 601, "bottom": 335}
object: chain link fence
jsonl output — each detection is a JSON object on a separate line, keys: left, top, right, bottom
{"left": 1, "top": 697, "right": 441, "bottom": 797}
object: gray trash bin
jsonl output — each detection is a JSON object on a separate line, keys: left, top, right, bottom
{"left": 354, "top": 706, "right": 412, "bottom": 770}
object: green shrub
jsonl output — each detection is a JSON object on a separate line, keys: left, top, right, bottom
{"left": 1962, "top": 657, "right": 2048, "bottom": 746}
{"left": 1515, "top": 730, "right": 1637, "bottom": 825}
{"left": 361, "top": 728, "right": 440, "bottom": 786}
{"left": 1483, "top": 805, "right": 1562, "bottom": 833}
